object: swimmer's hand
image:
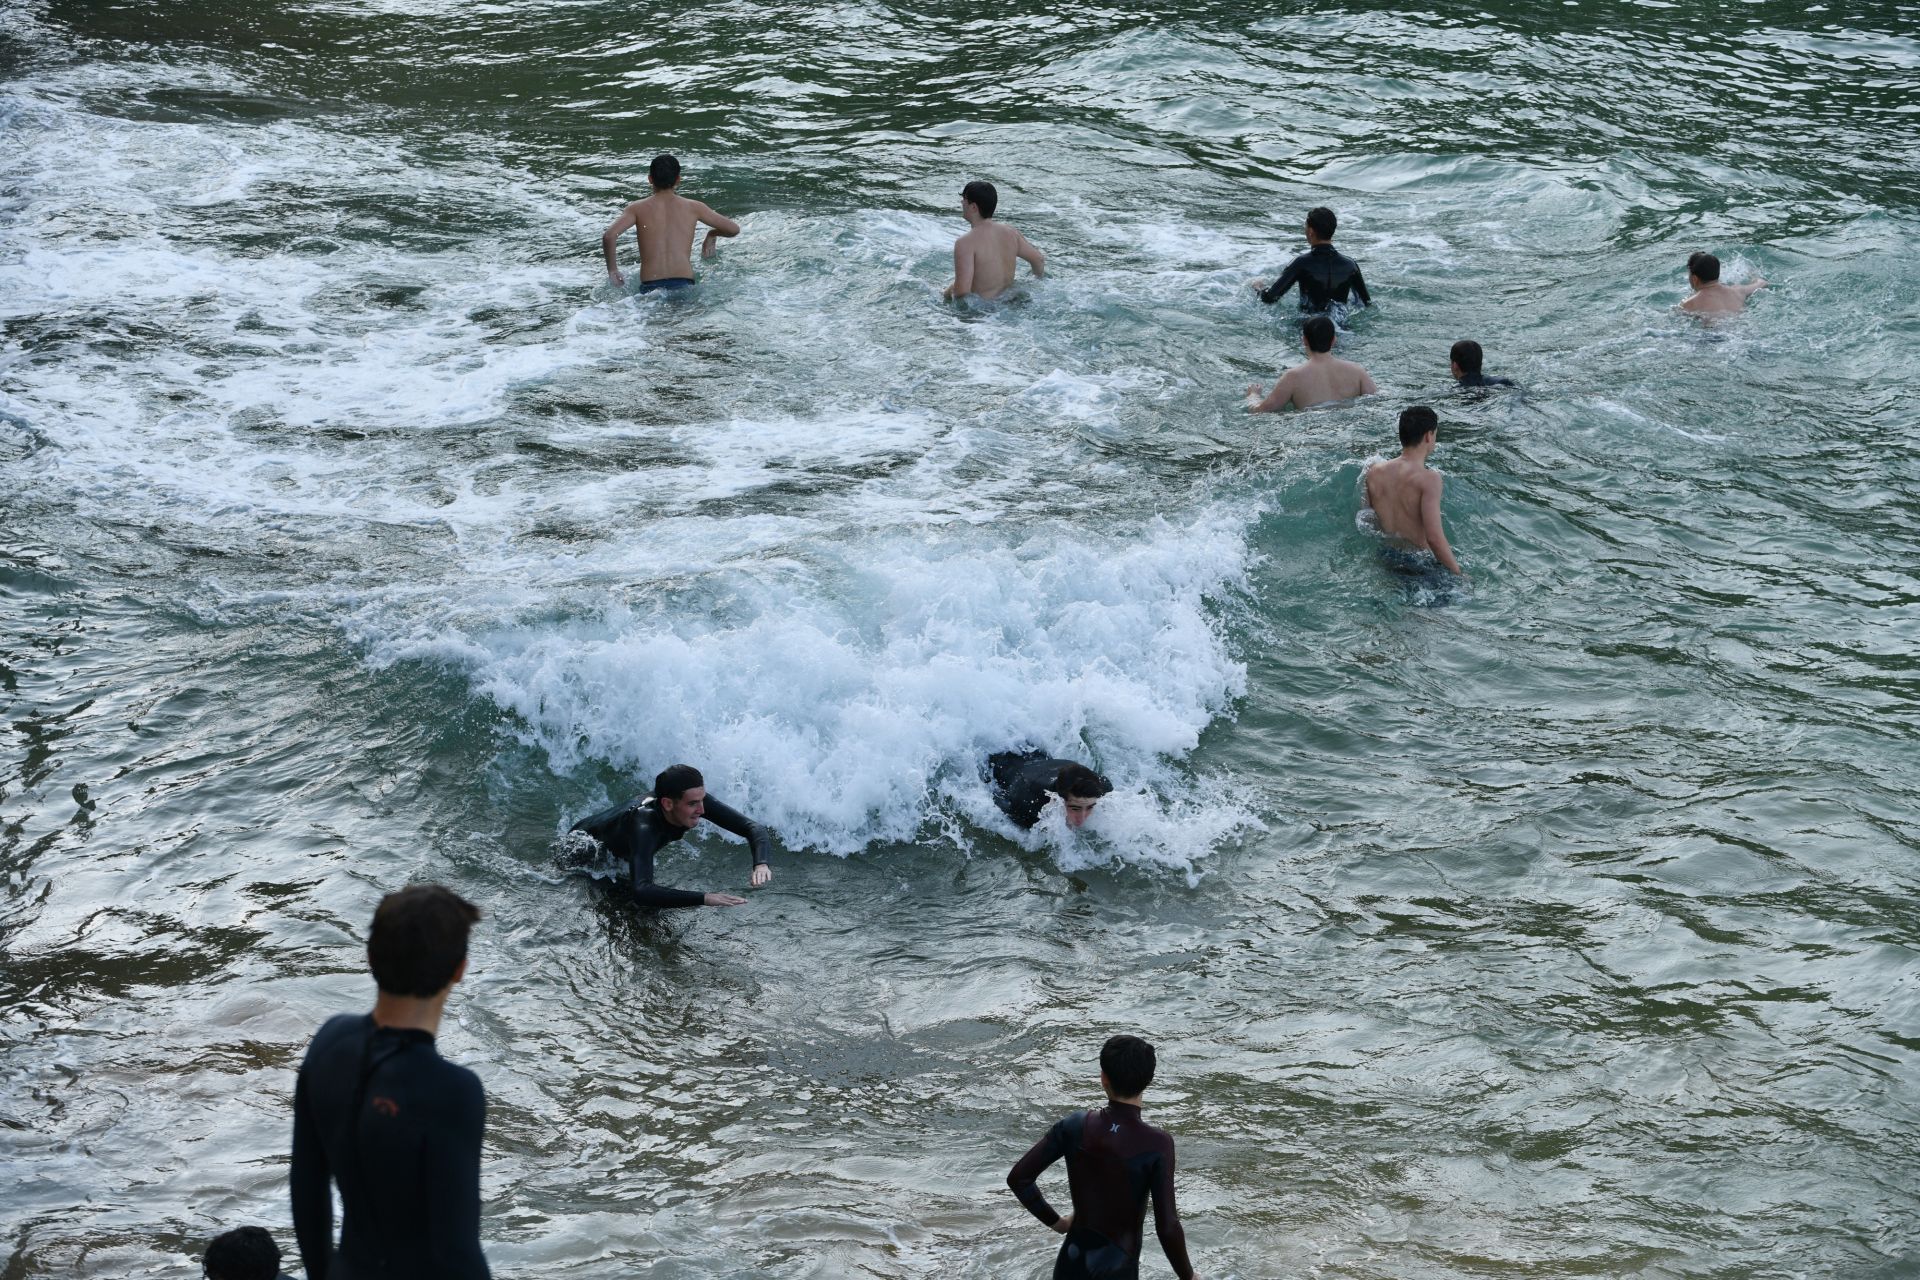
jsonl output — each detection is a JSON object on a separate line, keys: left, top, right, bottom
{"left": 701, "top": 232, "right": 720, "bottom": 260}
{"left": 1052, "top": 1215, "right": 1072, "bottom": 1235}
{"left": 750, "top": 863, "right": 772, "bottom": 888}
{"left": 608, "top": 269, "right": 626, "bottom": 289}
{"left": 703, "top": 891, "right": 747, "bottom": 907}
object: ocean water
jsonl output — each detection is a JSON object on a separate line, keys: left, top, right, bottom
{"left": 4, "top": 1, "right": 1920, "bottom": 1275}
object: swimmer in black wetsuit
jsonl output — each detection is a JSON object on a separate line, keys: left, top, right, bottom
{"left": 202, "top": 1226, "right": 294, "bottom": 1280}
{"left": 1009, "top": 1035, "right": 1198, "bottom": 1280}
{"left": 1449, "top": 339, "right": 1515, "bottom": 390}
{"left": 291, "top": 885, "right": 489, "bottom": 1280}
{"left": 987, "top": 749, "right": 1113, "bottom": 830}
{"left": 569, "top": 763, "right": 773, "bottom": 908}
{"left": 1252, "top": 206, "right": 1371, "bottom": 315}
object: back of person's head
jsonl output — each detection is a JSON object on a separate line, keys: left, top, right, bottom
{"left": 1399, "top": 405, "right": 1439, "bottom": 447}
{"left": 367, "top": 884, "right": 480, "bottom": 998}
{"left": 1101, "top": 1034, "right": 1156, "bottom": 1098}
{"left": 654, "top": 763, "right": 704, "bottom": 800}
{"left": 1306, "top": 206, "right": 1337, "bottom": 240}
{"left": 203, "top": 1226, "right": 280, "bottom": 1280}
{"left": 1051, "top": 763, "right": 1112, "bottom": 801}
{"left": 1449, "top": 339, "right": 1484, "bottom": 376}
{"left": 649, "top": 153, "right": 681, "bottom": 189}
{"left": 1687, "top": 251, "right": 1719, "bottom": 282}
{"left": 961, "top": 180, "right": 998, "bottom": 218}
{"left": 1302, "top": 314, "right": 1336, "bottom": 353}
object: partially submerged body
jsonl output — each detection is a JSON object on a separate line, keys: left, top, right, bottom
{"left": 601, "top": 154, "right": 740, "bottom": 290}
{"left": 945, "top": 180, "right": 1044, "bottom": 301}
{"left": 1363, "top": 406, "right": 1463, "bottom": 577}
{"left": 569, "top": 766, "right": 773, "bottom": 908}
{"left": 987, "top": 750, "right": 1111, "bottom": 829}
{"left": 1249, "top": 314, "right": 1376, "bottom": 413}
{"left": 1680, "top": 251, "right": 1765, "bottom": 315}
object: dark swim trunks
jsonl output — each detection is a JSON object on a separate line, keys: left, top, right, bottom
{"left": 1379, "top": 544, "right": 1458, "bottom": 606}
{"left": 637, "top": 277, "right": 695, "bottom": 294}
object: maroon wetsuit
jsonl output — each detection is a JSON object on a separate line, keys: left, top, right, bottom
{"left": 1007, "top": 1103, "right": 1194, "bottom": 1280}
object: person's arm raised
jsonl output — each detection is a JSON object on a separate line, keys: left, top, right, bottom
{"left": 696, "top": 202, "right": 741, "bottom": 259}
{"left": 601, "top": 205, "right": 638, "bottom": 287}
{"left": 1422, "top": 473, "right": 1464, "bottom": 576}
{"left": 1736, "top": 276, "right": 1768, "bottom": 299}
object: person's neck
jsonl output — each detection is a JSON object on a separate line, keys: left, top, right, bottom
{"left": 371, "top": 991, "right": 449, "bottom": 1037}
{"left": 1307, "top": 237, "right": 1330, "bottom": 249}
{"left": 1403, "top": 444, "right": 1432, "bottom": 465}
{"left": 965, "top": 213, "right": 988, "bottom": 228}
{"left": 1103, "top": 1093, "right": 1144, "bottom": 1109}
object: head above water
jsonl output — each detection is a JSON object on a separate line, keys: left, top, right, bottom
{"left": 649, "top": 153, "right": 682, "bottom": 190}
{"left": 961, "top": 179, "right": 998, "bottom": 219}
{"left": 1687, "top": 251, "right": 1720, "bottom": 284}
{"left": 1449, "top": 339, "right": 1484, "bottom": 378}
{"left": 1306, "top": 206, "right": 1338, "bottom": 243}
{"left": 654, "top": 763, "right": 707, "bottom": 828}
{"left": 1051, "top": 762, "right": 1113, "bottom": 829}
{"left": 1302, "top": 314, "right": 1337, "bottom": 354}
{"left": 367, "top": 884, "right": 480, "bottom": 998}
{"left": 1399, "top": 404, "right": 1439, "bottom": 448}
{"left": 1100, "top": 1033, "right": 1157, "bottom": 1100}
{"left": 203, "top": 1226, "right": 281, "bottom": 1280}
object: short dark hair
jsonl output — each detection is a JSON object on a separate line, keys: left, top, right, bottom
{"left": 649, "top": 154, "right": 681, "bottom": 189}
{"left": 203, "top": 1226, "right": 281, "bottom": 1280}
{"left": 1052, "top": 763, "right": 1112, "bottom": 801}
{"left": 1687, "top": 251, "right": 1719, "bottom": 282}
{"left": 367, "top": 885, "right": 480, "bottom": 998}
{"left": 1399, "top": 405, "right": 1439, "bottom": 447}
{"left": 1101, "top": 1034, "right": 1156, "bottom": 1097}
{"left": 1449, "top": 339, "right": 1484, "bottom": 376}
{"left": 962, "top": 180, "right": 998, "bottom": 219}
{"left": 1306, "top": 206, "right": 1337, "bottom": 240}
{"left": 1302, "top": 314, "right": 1336, "bottom": 353}
{"left": 654, "top": 764, "right": 704, "bottom": 800}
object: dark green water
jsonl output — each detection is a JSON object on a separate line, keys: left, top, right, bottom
{"left": 4, "top": 1, "right": 1920, "bottom": 1275}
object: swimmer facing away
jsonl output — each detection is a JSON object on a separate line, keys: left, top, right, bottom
{"left": 988, "top": 749, "right": 1112, "bottom": 830}
{"left": 1449, "top": 339, "right": 1514, "bottom": 390}
{"left": 1008, "top": 1034, "right": 1198, "bottom": 1280}
{"left": 1247, "top": 315, "right": 1377, "bottom": 413}
{"left": 1680, "top": 251, "right": 1766, "bottom": 315}
{"left": 601, "top": 154, "right": 740, "bottom": 294}
{"left": 1251, "top": 205, "right": 1371, "bottom": 314}
{"left": 944, "top": 180, "right": 1045, "bottom": 302}
{"left": 1364, "top": 406, "right": 1464, "bottom": 578}
{"left": 570, "top": 764, "right": 773, "bottom": 908}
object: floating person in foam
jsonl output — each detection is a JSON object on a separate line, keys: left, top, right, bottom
{"left": 1247, "top": 315, "right": 1378, "bottom": 413}
{"left": 570, "top": 764, "right": 773, "bottom": 907}
{"left": 1449, "top": 339, "right": 1515, "bottom": 390}
{"left": 1251, "top": 205, "right": 1371, "bottom": 318}
{"left": 1007, "top": 1034, "right": 1198, "bottom": 1280}
{"left": 1364, "top": 405, "right": 1465, "bottom": 587}
{"left": 1680, "top": 251, "right": 1767, "bottom": 315}
{"left": 987, "top": 749, "right": 1112, "bottom": 830}
{"left": 601, "top": 153, "right": 741, "bottom": 295}
{"left": 943, "top": 180, "right": 1046, "bottom": 302}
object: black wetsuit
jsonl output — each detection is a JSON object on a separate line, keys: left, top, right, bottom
{"left": 570, "top": 794, "right": 771, "bottom": 908}
{"left": 1456, "top": 372, "right": 1514, "bottom": 389}
{"left": 1008, "top": 1103, "right": 1195, "bottom": 1280}
{"left": 290, "top": 1014, "right": 489, "bottom": 1280}
{"left": 987, "top": 750, "right": 1078, "bottom": 829}
{"left": 1259, "top": 242, "right": 1371, "bottom": 313}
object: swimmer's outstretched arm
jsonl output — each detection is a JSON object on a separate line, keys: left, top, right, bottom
{"left": 700, "top": 795, "right": 774, "bottom": 889}
{"left": 944, "top": 240, "right": 975, "bottom": 301}
{"left": 1254, "top": 259, "right": 1303, "bottom": 305}
{"left": 1734, "top": 276, "right": 1768, "bottom": 298}
{"left": 1016, "top": 233, "right": 1046, "bottom": 279}
{"left": 601, "top": 203, "right": 640, "bottom": 287}
{"left": 1247, "top": 370, "right": 1297, "bottom": 413}
{"left": 695, "top": 201, "right": 741, "bottom": 259}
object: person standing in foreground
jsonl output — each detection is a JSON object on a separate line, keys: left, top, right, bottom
{"left": 1251, "top": 205, "right": 1371, "bottom": 315}
{"left": 291, "top": 885, "right": 488, "bottom": 1280}
{"left": 569, "top": 764, "right": 773, "bottom": 908}
{"left": 1364, "top": 406, "right": 1463, "bottom": 578}
{"left": 1247, "top": 314, "right": 1377, "bottom": 412}
{"left": 944, "top": 180, "right": 1045, "bottom": 301}
{"left": 1008, "top": 1035, "right": 1197, "bottom": 1280}
{"left": 600, "top": 153, "right": 741, "bottom": 293}
{"left": 1679, "top": 251, "right": 1766, "bottom": 314}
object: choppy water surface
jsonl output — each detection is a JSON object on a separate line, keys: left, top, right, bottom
{"left": 5, "top": 1, "right": 1920, "bottom": 1275}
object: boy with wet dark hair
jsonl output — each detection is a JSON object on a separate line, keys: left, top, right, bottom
{"left": 1008, "top": 1034, "right": 1198, "bottom": 1280}
{"left": 1449, "top": 339, "right": 1513, "bottom": 389}
{"left": 1681, "top": 251, "right": 1766, "bottom": 314}
{"left": 291, "top": 885, "right": 490, "bottom": 1280}
{"left": 1252, "top": 204, "right": 1371, "bottom": 314}
{"left": 987, "top": 750, "right": 1113, "bottom": 830}
{"left": 1363, "top": 405, "right": 1463, "bottom": 579}
{"left": 1247, "top": 314, "right": 1377, "bottom": 413}
{"left": 944, "top": 179, "right": 1046, "bottom": 301}
{"left": 600, "top": 151, "right": 741, "bottom": 293}
{"left": 570, "top": 763, "right": 774, "bottom": 907}
{"left": 202, "top": 1226, "right": 292, "bottom": 1280}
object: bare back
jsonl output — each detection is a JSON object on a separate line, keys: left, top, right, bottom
{"left": 1365, "top": 455, "right": 1451, "bottom": 564}
{"left": 1681, "top": 279, "right": 1766, "bottom": 314}
{"left": 626, "top": 191, "right": 705, "bottom": 281}
{"left": 1257, "top": 353, "right": 1377, "bottom": 412}
{"left": 951, "top": 220, "right": 1042, "bottom": 300}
